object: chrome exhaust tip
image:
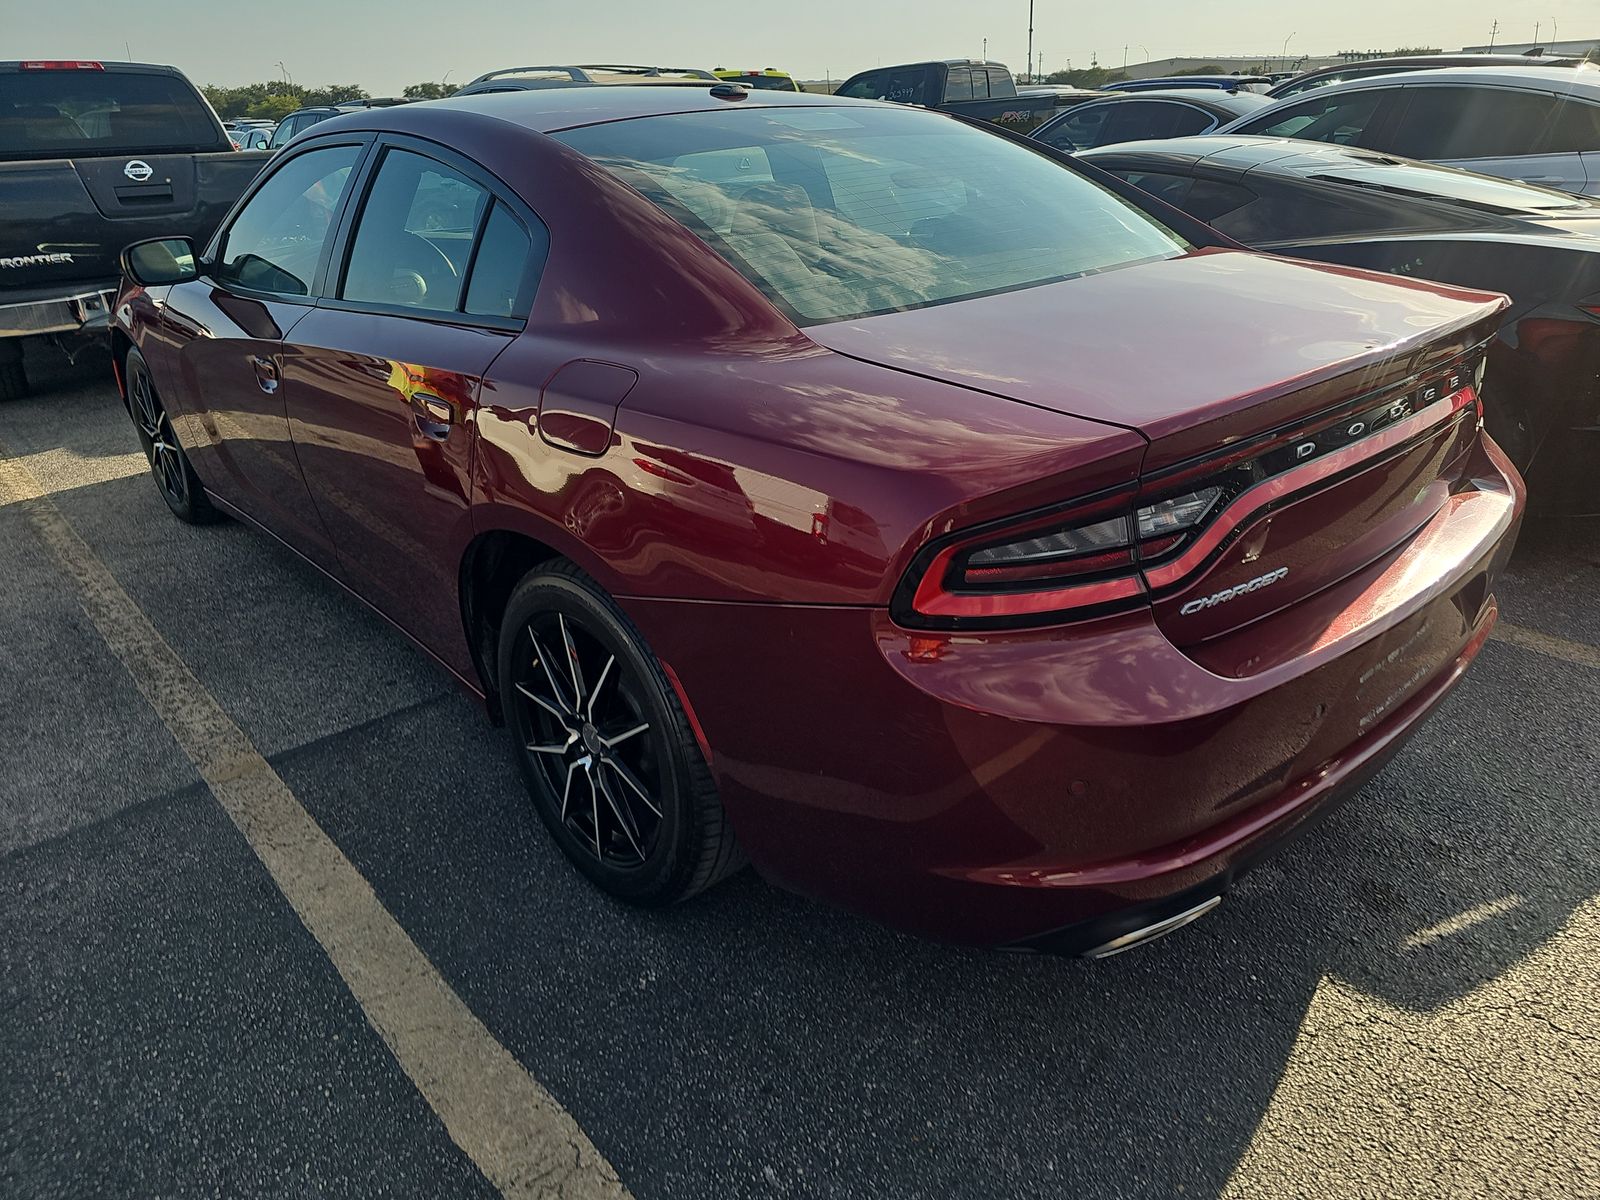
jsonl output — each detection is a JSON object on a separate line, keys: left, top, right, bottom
{"left": 1082, "top": 895, "right": 1223, "bottom": 959}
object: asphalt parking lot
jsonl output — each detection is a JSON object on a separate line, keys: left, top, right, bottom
{"left": 2, "top": 347, "right": 1597, "bottom": 1199}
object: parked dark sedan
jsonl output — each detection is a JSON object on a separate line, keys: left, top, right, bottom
{"left": 112, "top": 87, "right": 1520, "bottom": 955}
{"left": 1032, "top": 89, "right": 1270, "bottom": 151}
{"left": 1080, "top": 136, "right": 1600, "bottom": 509}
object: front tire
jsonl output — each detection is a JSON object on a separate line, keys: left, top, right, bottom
{"left": 125, "top": 348, "right": 220, "bottom": 525}
{"left": 497, "top": 561, "right": 743, "bottom": 906}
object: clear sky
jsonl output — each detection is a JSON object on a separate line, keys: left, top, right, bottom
{"left": 6, "top": 0, "right": 1593, "bottom": 92}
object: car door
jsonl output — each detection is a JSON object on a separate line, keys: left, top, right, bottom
{"left": 1387, "top": 84, "right": 1590, "bottom": 193}
{"left": 155, "top": 139, "right": 366, "bottom": 568}
{"left": 281, "top": 138, "right": 545, "bottom": 670}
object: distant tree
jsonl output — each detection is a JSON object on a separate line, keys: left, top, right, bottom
{"left": 402, "top": 81, "right": 461, "bottom": 100}
{"left": 302, "top": 83, "right": 369, "bottom": 106}
{"left": 245, "top": 93, "right": 303, "bottom": 122}
{"left": 1172, "top": 63, "right": 1225, "bottom": 75}
{"left": 1044, "top": 66, "right": 1127, "bottom": 89}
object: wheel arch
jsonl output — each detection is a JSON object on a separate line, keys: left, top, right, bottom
{"left": 458, "top": 527, "right": 565, "bottom": 723}
{"left": 109, "top": 328, "right": 134, "bottom": 413}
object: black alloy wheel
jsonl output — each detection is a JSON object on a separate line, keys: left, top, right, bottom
{"left": 498, "top": 562, "right": 743, "bottom": 905}
{"left": 125, "top": 349, "right": 219, "bottom": 525}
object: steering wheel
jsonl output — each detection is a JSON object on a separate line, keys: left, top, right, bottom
{"left": 390, "top": 231, "right": 459, "bottom": 306}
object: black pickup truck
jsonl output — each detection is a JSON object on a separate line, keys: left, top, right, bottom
{"left": 833, "top": 60, "right": 1067, "bottom": 132}
{"left": 0, "top": 60, "right": 269, "bottom": 399}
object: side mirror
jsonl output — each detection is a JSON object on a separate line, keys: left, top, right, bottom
{"left": 121, "top": 237, "right": 200, "bottom": 287}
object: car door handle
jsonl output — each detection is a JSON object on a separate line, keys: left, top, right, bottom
{"left": 410, "top": 391, "right": 453, "bottom": 441}
{"left": 251, "top": 355, "right": 278, "bottom": 394}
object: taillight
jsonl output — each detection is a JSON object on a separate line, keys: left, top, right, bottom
{"left": 896, "top": 488, "right": 1222, "bottom": 629}
{"left": 19, "top": 60, "right": 104, "bottom": 70}
{"left": 894, "top": 347, "right": 1489, "bottom": 632}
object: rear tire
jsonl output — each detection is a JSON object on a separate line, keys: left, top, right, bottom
{"left": 124, "top": 348, "right": 221, "bottom": 525}
{"left": 497, "top": 560, "right": 743, "bottom": 906}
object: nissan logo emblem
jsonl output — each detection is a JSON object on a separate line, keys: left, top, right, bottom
{"left": 123, "top": 159, "right": 154, "bottom": 182}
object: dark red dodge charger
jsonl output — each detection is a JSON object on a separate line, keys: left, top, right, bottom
{"left": 112, "top": 86, "right": 1523, "bottom": 956}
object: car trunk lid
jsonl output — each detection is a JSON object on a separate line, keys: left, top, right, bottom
{"left": 806, "top": 247, "right": 1505, "bottom": 469}
{"left": 809, "top": 247, "right": 1507, "bottom": 643}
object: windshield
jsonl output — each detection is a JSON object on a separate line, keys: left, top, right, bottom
{"left": 558, "top": 105, "right": 1188, "bottom": 324}
{"left": 0, "top": 69, "right": 224, "bottom": 160}
{"left": 1311, "top": 163, "right": 1589, "bottom": 212}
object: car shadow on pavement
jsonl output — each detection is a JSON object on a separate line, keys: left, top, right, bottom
{"left": 9, "top": 351, "right": 1598, "bottom": 1199}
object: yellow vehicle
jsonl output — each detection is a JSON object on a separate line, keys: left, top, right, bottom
{"left": 712, "top": 67, "right": 801, "bottom": 92}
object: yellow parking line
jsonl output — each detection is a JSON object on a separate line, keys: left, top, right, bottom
{"left": 1492, "top": 621, "right": 1600, "bottom": 672}
{"left": 0, "top": 444, "right": 629, "bottom": 1200}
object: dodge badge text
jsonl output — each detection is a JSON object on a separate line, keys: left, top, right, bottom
{"left": 1179, "top": 567, "right": 1291, "bottom": 615}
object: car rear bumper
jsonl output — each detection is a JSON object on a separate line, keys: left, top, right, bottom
{"left": 626, "top": 436, "right": 1524, "bottom": 952}
{"left": 0, "top": 283, "right": 118, "bottom": 338}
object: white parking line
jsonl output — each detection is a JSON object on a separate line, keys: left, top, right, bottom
{"left": 1492, "top": 621, "right": 1600, "bottom": 672}
{"left": 0, "top": 443, "right": 630, "bottom": 1200}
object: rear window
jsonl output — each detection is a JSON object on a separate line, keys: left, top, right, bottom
{"left": 0, "top": 68, "right": 223, "bottom": 160}
{"left": 557, "top": 105, "right": 1188, "bottom": 325}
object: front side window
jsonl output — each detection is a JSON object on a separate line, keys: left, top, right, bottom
{"left": 559, "top": 105, "right": 1188, "bottom": 325}
{"left": 215, "top": 144, "right": 360, "bottom": 296}
{"left": 1038, "top": 102, "right": 1114, "bottom": 151}
{"left": 1389, "top": 86, "right": 1572, "bottom": 160}
{"left": 1103, "top": 101, "right": 1217, "bottom": 144}
{"left": 1237, "top": 90, "right": 1385, "bottom": 146}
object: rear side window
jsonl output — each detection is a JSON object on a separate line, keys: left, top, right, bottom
{"left": 1389, "top": 86, "right": 1568, "bottom": 159}
{"left": 945, "top": 69, "right": 974, "bottom": 101}
{"left": 342, "top": 149, "right": 489, "bottom": 312}
{"left": 340, "top": 148, "right": 545, "bottom": 321}
{"left": 216, "top": 144, "right": 360, "bottom": 296}
{"left": 1548, "top": 99, "right": 1600, "bottom": 153}
{"left": 463, "top": 203, "right": 539, "bottom": 319}
{"left": 0, "top": 68, "right": 222, "bottom": 160}
{"left": 1240, "top": 90, "right": 1385, "bottom": 146}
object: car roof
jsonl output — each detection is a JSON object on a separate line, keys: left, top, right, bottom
{"left": 1277, "top": 62, "right": 1600, "bottom": 96}
{"left": 317, "top": 84, "right": 889, "bottom": 137}
{"left": 1063, "top": 88, "right": 1270, "bottom": 111}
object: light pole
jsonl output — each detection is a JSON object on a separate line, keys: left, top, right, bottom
{"left": 1281, "top": 32, "right": 1295, "bottom": 71}
{"left": 983, "top": 37, "right": 987, "bottom": 61}
{"left": 275, "top": 60, "right": 292, "bottom": 88}
{"left": 1026, "top": 0, "right": 1034, "bottom": 83}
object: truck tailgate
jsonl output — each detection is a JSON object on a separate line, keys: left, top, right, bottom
{"left": 0, "top": 150, "right": 267, "bottom": 291}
